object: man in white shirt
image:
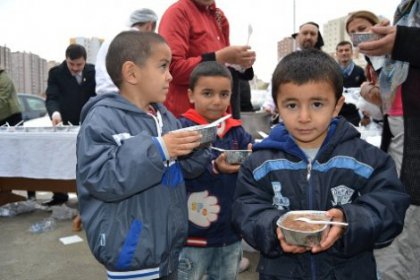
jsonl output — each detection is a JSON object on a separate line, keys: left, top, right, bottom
{"left": 95, "top": 8, "right": 158, "bottom": 95}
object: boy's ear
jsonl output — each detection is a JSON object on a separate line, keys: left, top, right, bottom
{"left": 121, "top": 61, "right": 138, "bottom": 85}
{"left": 333, "top": 95, "right": 345, "bottom": 117}
{"left": 187, "top": 89, "right": 195, "bottom": 104}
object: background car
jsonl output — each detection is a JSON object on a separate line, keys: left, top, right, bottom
{"left": 17, "top": 93, "right": 47, "bottom": 121}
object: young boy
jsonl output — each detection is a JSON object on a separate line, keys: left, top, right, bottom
{"left": 231, "top": 49, "right": 410, "bottom": 280}
{"left": 177, "top": 61, "right": 253, "bottom": 280}
{"left": 76, "top": 31, "right": 210, "bottom": 280}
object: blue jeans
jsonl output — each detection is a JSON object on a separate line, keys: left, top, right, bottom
{"left": 177, "top": 241, "right": 242, "bottom": 280}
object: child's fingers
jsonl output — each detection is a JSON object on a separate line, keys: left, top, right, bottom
{"left": 276, "top": 228, "right": 307, "bottom": 254}
{"left": 311, "top": 226, "right": 343, "bottom": 253}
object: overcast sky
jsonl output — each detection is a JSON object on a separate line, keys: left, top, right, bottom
{"left": 1, "top": 0, "right": 400, "bottom": 81}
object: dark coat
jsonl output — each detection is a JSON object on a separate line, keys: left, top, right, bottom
{"left": 343, "top": 64, "right": 366, "bottom": 88}
{"left": 46, "top": 61, "right": 96, "bottom": 125}
{"left": 179, "top": 109, "right": 253, "bottom": 247}
{"left": 232, "top": 118, "right": 409, "bottom": 279}
{"left": 391, "top": 25, "right": 420, "bottom": 205}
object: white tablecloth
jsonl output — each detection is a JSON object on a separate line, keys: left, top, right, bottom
{"left": 0, "top": 127, "right": 79, "bottom": 180}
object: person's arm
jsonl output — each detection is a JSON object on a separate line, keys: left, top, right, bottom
{"left": 95, "top": 39, "right": 118, "bottom": 94}
{"left": 336, "top": 147, "right": 410, "bottom": 256}
{"left": 159, "top": 8, "right": 256, "bottom": 87}
{"left": 77, "top": 108, "right": 205, "bottom": 202}
{"left": 45, "top": 68, "right": 62, "bottom": 125}
{"left": 232, "top": 161, "right": 285, "bottom": 257}
{"left": 0, "top": 71, "right": 14, "bottom": 111}
{"left": 392, "top": 25, "right": 420, "bottom": 67}
{"left": 358, "top": 25, "right": 420, "bottom": 67}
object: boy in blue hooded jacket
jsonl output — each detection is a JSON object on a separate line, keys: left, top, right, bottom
{"left": 76, "top": 31, "right": 210, "bottom": 280}
{"left": 232, "top": 49, "right": 410, "bottom": 280}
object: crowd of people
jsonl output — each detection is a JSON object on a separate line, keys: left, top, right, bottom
{"left": 2, "top": 0, "right": 419, "bottom": 279}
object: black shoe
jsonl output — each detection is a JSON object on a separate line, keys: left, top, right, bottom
{"left": 41, "top": 198, "right": 67, "bottom": 207}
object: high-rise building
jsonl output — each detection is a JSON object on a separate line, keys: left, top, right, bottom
{"left": 323, "top": 15, "right": 366, "bottom": 67}
{"left": 0, "top": 46, "right": 12, "bottom": 72}
{"left": 70, "top": 37, "right": 104, "bottom": 64}
{"left": 277, "top": 37, "right": 295, "bottom": 61}
{"left": 322, "top": 16, "right": 349, "bottom": 55}
{"left": 10, "top": 52, "right": 48, "bottom": 96}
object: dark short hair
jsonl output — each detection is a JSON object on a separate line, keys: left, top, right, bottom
{"left": 106, "top": 31, "right": 167, "bottom": 88}
{"left": 336, "top": 40, "right": 353, "bottom": 50}
{"left": 65, "top": 44, "right": 87, "bottom": 60}
{"left": 271, "top": 49, "right": 343, "bottom": 105}
{"left": 189, "top": 61, "right": 232, "bottom": 90}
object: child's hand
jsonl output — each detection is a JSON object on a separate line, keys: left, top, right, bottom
{"left": 311, "top": 208, "right": 346, "bottom": 254}
{"left": 163, "top": 130, "right": 202, "bottom": 158}
{"left": 247, "top": 143, "right": 253, "bottom": 151}
{"left": 276, "top": 227, "right": 307, "bottom": 254}
{"left": 214, "top": 153, "right": 241, "bottom": 174}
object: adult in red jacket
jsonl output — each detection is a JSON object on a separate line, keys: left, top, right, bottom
{"left": 159, "top": 0, "right": 256, "bottom": 118}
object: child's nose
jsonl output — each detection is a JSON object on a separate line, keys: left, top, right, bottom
{"left": 298, "top": 108, "right": 311, "bottom": 122}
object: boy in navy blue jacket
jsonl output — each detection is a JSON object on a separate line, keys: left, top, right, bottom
{"left": 231, "top": 49, "right": 410, "bottom": 280}
{"left": 177, "top": 61, "right": 253, "bottom": 280}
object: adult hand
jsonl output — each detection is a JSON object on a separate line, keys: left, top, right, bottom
{"left": 360, "top": 82, "right": 382, "bottom": 106}
{"left": 163, "top": 130, "right": 202, "bottom": 158}
{"left": 311, "top": 208, "right": 346, "bottom": 254}
{"left": 216, "top": 45, "right": 256, "bottom": 68}
{"left": 51, "top": 112, "right": 62, "bottom": 126}
{"left": 358, "top": 25, "right": 397, "bottom": 56}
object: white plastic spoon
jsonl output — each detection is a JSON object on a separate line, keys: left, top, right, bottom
{"left": 294, "top": 217, "right": 348, "bottom": 227}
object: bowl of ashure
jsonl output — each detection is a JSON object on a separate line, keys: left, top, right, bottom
{"left": 276, "top": 210, "right": 330, "bottom": 247}
{"left": 225, "top": 150, "right": 252, "bottom": 164}
{"left": 350, "top": 32, "right": 381, "bottom": 47}
{"left": 174, "top": 124, "right": 217, "bottom": 145}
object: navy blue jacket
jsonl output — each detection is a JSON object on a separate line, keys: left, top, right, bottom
{"left": 179, "top": 109, "right": 253, "bottom": 247}
{"left": 232, "top": 117, "right": 410, "bottom": 279}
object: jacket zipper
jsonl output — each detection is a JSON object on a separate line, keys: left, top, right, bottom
{"left": 306, "top": 158, "right": 317, "bottom": 280}
{"left": 307, "top": 159, "right": 312, "bottom": 181}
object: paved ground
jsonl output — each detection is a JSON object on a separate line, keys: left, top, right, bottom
{"left": 0, "top": 191, "right": 259, "bottom": 280}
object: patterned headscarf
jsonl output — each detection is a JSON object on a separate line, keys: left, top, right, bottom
{"left": 379, "top": 0, "right": 420, "bottom": 113}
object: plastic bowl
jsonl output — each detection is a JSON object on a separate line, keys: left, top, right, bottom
{"left": 174, "top": 124, "right": 217, "bottom": 145}
{"left": 276, "top": 210, "right": 330, "bottom": 247}
{"left": 351, "top": 32, "right": 381, "bottom": 47}
{"left": 225, "top": 150, "right": 252, "bottom": 164}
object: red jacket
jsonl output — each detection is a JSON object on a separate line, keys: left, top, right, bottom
{"left": 159, "top": 0, "right": 230, "bottom": 117}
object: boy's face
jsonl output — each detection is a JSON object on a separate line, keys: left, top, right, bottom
{"left": 135, "top": 43, "right": 172, "bottom": 104}
{"left": 276, "top": 81, "right": 344, "bottom": 149}
{"left": 188, "top": 76, "right": 232, "bottom": 122}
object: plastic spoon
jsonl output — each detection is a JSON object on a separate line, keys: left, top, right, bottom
{"left": 210, "top": 146, "right": 226, "bottom": 152}
{"left": 246, "top": 24, "right": 253, "bottom": 45}
{"left": 208, "top": 114, "right": 231, "bottom": 127}
{"left": 294, "top": 217, "right": 348, "bottom": 227}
